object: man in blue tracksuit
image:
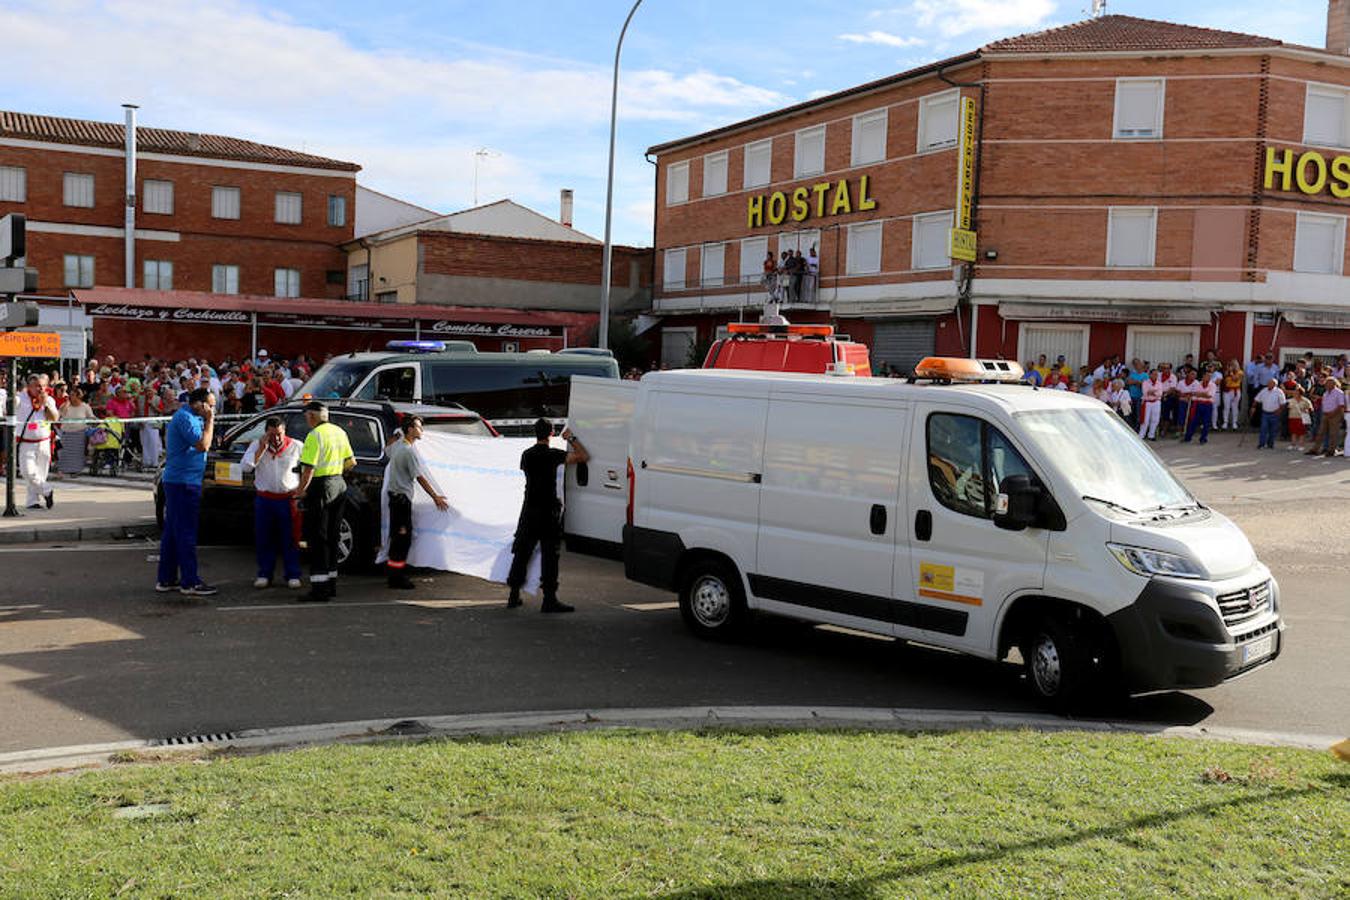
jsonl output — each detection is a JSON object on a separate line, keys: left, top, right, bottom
{"left": 157, "top": 387, "right": 217, "bottom": 597}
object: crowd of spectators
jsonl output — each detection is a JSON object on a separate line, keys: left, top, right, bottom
{"left": 873, "top": 349, "right": 1349, "bottom": 456}
{"left": 762, "top": 246, "right": 819, "bottom": 304}
{"left": 4, "top": 349, "right": 322, "bottom": 476}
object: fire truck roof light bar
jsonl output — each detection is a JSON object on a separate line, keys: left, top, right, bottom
{"left": 726, "top": 323, "right": 834, "bottom": 337}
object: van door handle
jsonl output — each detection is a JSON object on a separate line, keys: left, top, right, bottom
{"left": 869, "top": 504, "right": 887, "bottom": 535}
{"left": 914, "top": 509, "right": 933, "bottom": 542}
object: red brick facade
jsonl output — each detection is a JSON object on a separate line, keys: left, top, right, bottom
{"left": 420, "top": 232, "right": 651, "bottom": 288}
{"left": 647, "top": 16, "right": 1350, "bottom": 372}
{"left": 0, "top": 141, "right": 355, "bottom": 298}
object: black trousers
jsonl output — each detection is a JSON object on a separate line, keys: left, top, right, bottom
{"left": 507, "top": 506, "right": 561, "bottom": 600}
{"left": 304, "top": 476, "right": 347, "bottom": 587}
{"left": 387, "top": 493, "right": 413, "bottom": 567}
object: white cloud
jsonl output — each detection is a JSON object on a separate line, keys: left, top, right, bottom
{"left": 837, "top": 30, "right": 926, "bottom": 48}
{"left": 4, "top": 0, "right": 785, "bottom": 244}
{"left": 909, "top": 0, "right": 1056, "bottom": 39}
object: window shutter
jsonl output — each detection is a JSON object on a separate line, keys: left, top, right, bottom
{"left": 0, "top": 166, "right": 26, "bottom": 202}
{"left": 663, "top": 248, "right": 686, "bottom": 289}
{"left": 667, "top": 162, "right": 689, "bottom": 205}
{"left": 1115, "top": 80, "right": 1163, "bottom": 137}
{"left": 63, "top": 173, "right": 94, "bottom": 208}
{"left": 740, "top": 237, "right": 768, "bottom": 283}
{"left": 919, "top": 93, "right": 958, "bottom": 150}
{"left": 701, "top": 243, "right": 725, "bottom": 287}
{"left": 912, "top": 212, "right": 953, "bottom": 270}
{"left": 212, "top": 187, "right": 241, "bottom": 219}
{"left": 275, "top": 192, "right": 302, "bottom": 224}
{"left": 703, "top": 153, "right": 728, "bottom": 196}
{"left": 853, "top": 111, "right": 887, "bottom": 166}
{"left": 744, "top": 140, "right": 772, "bottom": 188}
{"left": 1108, "top": 209, "right": 1156, "bottom": 267}
{"left": 795, "top": 127, "right": 826, "bottom": 178}
{"left": 847, "top": 222, "right": 883, "bottom": 275}
{"left": 1294, "top": 213, "right": 1344, "bottom": 274}
{"left": 1304, "top": 89, "right": 1347, "bottom": 147}
{"left": 143, "top": 180, "right": 173, "bottom": 214}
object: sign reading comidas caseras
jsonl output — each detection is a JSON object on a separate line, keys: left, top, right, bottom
{"left": 84, "top": 303, "right": 563, "bottom": 338}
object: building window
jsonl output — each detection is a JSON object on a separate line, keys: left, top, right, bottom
{"left": 744, "top": 139, "right": 772, "bottom": 188}
{"left": 1113, "top": 78, "right": 1165, "bottom": 139}
{"left": 917, "top": 90, "right": 959, "bottom": 152}
{"left": 212, "top": 264, "right": 240, "bottom": 294}
{"left": 912, "top": 210, "right": 953, "bottom": 270}
{"left": 327, "top": 194, "right": 347, "bottom": 226}
{"left": 63, "top": 254, "right": 94, "bottom": 288}
{"left": 376, "top": 290, "right": 398, "bottom": 304}
{"left": 212, "top": 186, "right": 241, "bottom": 219}
{"left": 0, "top": 166, "right": 26, "bottom": 202}
{"left": 740, "top": 236, "right": 768, "bottom": 285}
{"left": 275, "top": 191, "right": 302, "bottom": 225}
{"left": 348, "top": 264, "right": 368, "bottom": 300}
{"left": 846, "top": 222, "right": 883, "bottom": 275}
{"left": 1293, "top": 211, "right": 1346, "bottom": 275}
{"left": 701, "top": 242, "right": 725, "bottom": 287}
{"left": 703, "top": 151, "right": 728, "bottom": 197}
{"left": 794, "top": 125, "right": 826, "bottom": 178}
{"left": 143, "top": 259, "right": 173, "bottom": 290}
{"left": 63, "top": 173, "right": 94, "bottom": 208}
{"left": 1106, "top": 207, "right": 1158, "bottom": 268}
{"left": 274, "top": 267, "right": 301, "bottom": 297}
{"left": 851, "top": 109, "right": 888, "bottom": 166}
{"left": 778, "top": 229, "right": 820, "bottom": 257}
{"left": 663, "top": 247, "right": 687, "bottom": 290}
{"left": 660, "top": 326, "right": 696, "bottom": 368}
{"left": 1304, "top": 84, "right": 1350, "bottom": 148}
{"left": 142, "top": 180, "right": 174, "bottom": 215}
{"left": 666, "top": 161, "right": 689, "bottom": 205}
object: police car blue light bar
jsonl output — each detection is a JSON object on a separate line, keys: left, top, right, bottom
{"left": 386, "top": 340, "right": 447, "bottom": 353}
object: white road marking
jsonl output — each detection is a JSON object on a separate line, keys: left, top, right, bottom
{"left": 622, "top": 601, "right": 680, "bottom": 611}
{"left": 0, "top": 543, "right": 154, "bottom": 553}
{"left": 216, "top": 598, "right": 505, "bottom": 612}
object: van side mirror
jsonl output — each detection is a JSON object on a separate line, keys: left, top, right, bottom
{"left": 993, "top": 474, "right": 1040, "bottom": 531}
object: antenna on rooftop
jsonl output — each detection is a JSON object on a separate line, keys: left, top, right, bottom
{"left": 473, "top": 148, "right": 500, "bottom": 206}
{"left": 1091, "top": 0, "right": 1106, "bottom": 17}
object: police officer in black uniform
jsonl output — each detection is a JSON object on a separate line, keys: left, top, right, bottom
{"left": 506, "top": 418, "right": 588, "bottom": 612}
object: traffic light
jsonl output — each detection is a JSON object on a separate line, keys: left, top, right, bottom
{"left": 0, "top": 302, "right": 39, "bottom": 331}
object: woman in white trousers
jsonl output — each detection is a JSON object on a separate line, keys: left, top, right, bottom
{"left": 1138, "top": 370, "right": 1164, "bottom": 440}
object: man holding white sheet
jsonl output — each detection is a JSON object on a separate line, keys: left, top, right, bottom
{"left": 506, "top": 418, "right": 589, "bottom": 612}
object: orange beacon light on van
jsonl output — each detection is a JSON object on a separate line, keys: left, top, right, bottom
{"left": 913, "top": 357, "right": 1025, "bottom": 383}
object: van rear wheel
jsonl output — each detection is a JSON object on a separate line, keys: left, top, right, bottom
{"left": 679, "top": 559, "right": 747, "bottom": 640}
{"left": 1021, "top": 613, "right": 1110, "bottom": 715}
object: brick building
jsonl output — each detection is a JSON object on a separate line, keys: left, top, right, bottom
{"left": 647, "top": 14, "right": 1350, "bottom": 374}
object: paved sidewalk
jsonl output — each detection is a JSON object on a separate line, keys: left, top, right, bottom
{"left": 0, "top": 476, "right": 157, "bottom": 544}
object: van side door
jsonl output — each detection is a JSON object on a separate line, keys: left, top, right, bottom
{"left": 904, "top": 405, "right": 1049, "bottom": 655}
{"left": 563, "top": 376, "right": 638, "bottom": 550}
{"left": 753, "top": 397, "right": 907, "bottom": 632}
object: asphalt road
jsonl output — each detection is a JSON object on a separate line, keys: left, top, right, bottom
{"left": 0, "top": 435, "right": 1346, "bottom": 754}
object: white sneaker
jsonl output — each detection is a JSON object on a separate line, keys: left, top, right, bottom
{"left": 287, "top": 578, "right": 303, "bottom": 589}
{"left": 253, "top": 577, "right": 270, "bottom": 589}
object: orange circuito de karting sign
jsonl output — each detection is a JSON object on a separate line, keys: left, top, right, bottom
{"left": 0, "top": 332, "right": 60, "bottom": 358}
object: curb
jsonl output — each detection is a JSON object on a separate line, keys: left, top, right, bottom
{"left": 0, "top": 521, "right": 158, "bottom": 545}
{"left": 0, "top": 706, "right": 1340, "bottom": 776}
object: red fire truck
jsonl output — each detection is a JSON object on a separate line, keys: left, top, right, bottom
{"left": 701, "top": 322, "right": 872, "bottom": 376}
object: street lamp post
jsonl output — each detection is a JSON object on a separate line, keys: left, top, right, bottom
{"left": 598, "top": 0, "right": 644, "bottom": 350}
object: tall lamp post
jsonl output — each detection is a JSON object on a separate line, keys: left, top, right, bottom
{"left": 598, "top": 0, "right": 644, "bottom": 349}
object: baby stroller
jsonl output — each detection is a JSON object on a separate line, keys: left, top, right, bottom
{"left": 88, "top": 417, "right": 128, "bottom": 477}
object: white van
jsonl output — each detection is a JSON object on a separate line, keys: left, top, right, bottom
{"left": 619, "top": 361, "right": 1284, "bottom": 711}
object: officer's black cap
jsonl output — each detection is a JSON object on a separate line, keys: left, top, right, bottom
{"left": 303, "top": 400, "right": 327, "bottom": 413}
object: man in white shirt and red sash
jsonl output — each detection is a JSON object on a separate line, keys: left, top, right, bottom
{"left": 241, "top": 415, "right": 304, "bottom": 589}
{"left": 15, "top": 374, "right": 58, "bottom": 509}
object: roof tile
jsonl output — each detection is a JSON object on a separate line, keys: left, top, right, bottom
{"left": 985, "top": 15, "right": 1284, "bottom": 54}
{"left": 0, "top": 110, "right": 359, "bottom": 172}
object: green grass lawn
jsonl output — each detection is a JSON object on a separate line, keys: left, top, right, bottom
{"left": 0, "top": 729, "right": 1346, "bottom": 897}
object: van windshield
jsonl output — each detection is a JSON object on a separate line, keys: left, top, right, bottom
{"left": 300, "top": 360, "right": 379, "bottom": 399}
{"left": 1014, "top": 408, "right": 1194, "bottom": 513}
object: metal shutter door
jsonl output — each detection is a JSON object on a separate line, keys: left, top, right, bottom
{"left": 871, "top": 319, "right": 936, "bottom": 375}
{"left": 1131, "top": 330, "right": 1195, "bottom": 371}
{"left": 661, "top": 328, "right": 696, "bottom": 368}
{"left": 1020, "top": 325, "right": 1084, "bottom": 372}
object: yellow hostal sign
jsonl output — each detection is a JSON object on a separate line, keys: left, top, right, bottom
{"left": 951, "top": 95, "right": 978, "bottom": 262}
{"left": 949, "top": 227, "right": 977, "bottom": 263}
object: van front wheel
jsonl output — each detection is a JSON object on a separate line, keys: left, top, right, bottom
{"left": 1022, "top": 613, "right": 1103, "bottom": 715}
{"left": 679, "top": 559, "right": 747, "bottom": 640}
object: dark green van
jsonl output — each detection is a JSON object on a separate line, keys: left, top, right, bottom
{"left": 299, "top": 342, "right": 619, "bottom": 434}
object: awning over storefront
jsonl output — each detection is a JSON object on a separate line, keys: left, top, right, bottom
{"left": 997, "top": 301, "right": 1211, "bottom": 325}
{"left": 1280, "top": 308, "right": 1350, "bottom": 330}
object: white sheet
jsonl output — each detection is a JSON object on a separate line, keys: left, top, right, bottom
{"left": 377, "top": 433, "right": 565, "bottom": 596}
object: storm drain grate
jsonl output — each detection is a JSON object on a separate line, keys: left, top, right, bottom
{"left": 151, "top": 732, "right": 239, "bottom": 747}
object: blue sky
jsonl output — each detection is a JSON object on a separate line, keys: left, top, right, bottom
{"left": 7, "top": 0, "right": 1333, "bottom": 245}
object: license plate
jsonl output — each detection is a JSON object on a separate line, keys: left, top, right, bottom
{"left": 1241, "top": 634, "right": 1275, "bottom": 665}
